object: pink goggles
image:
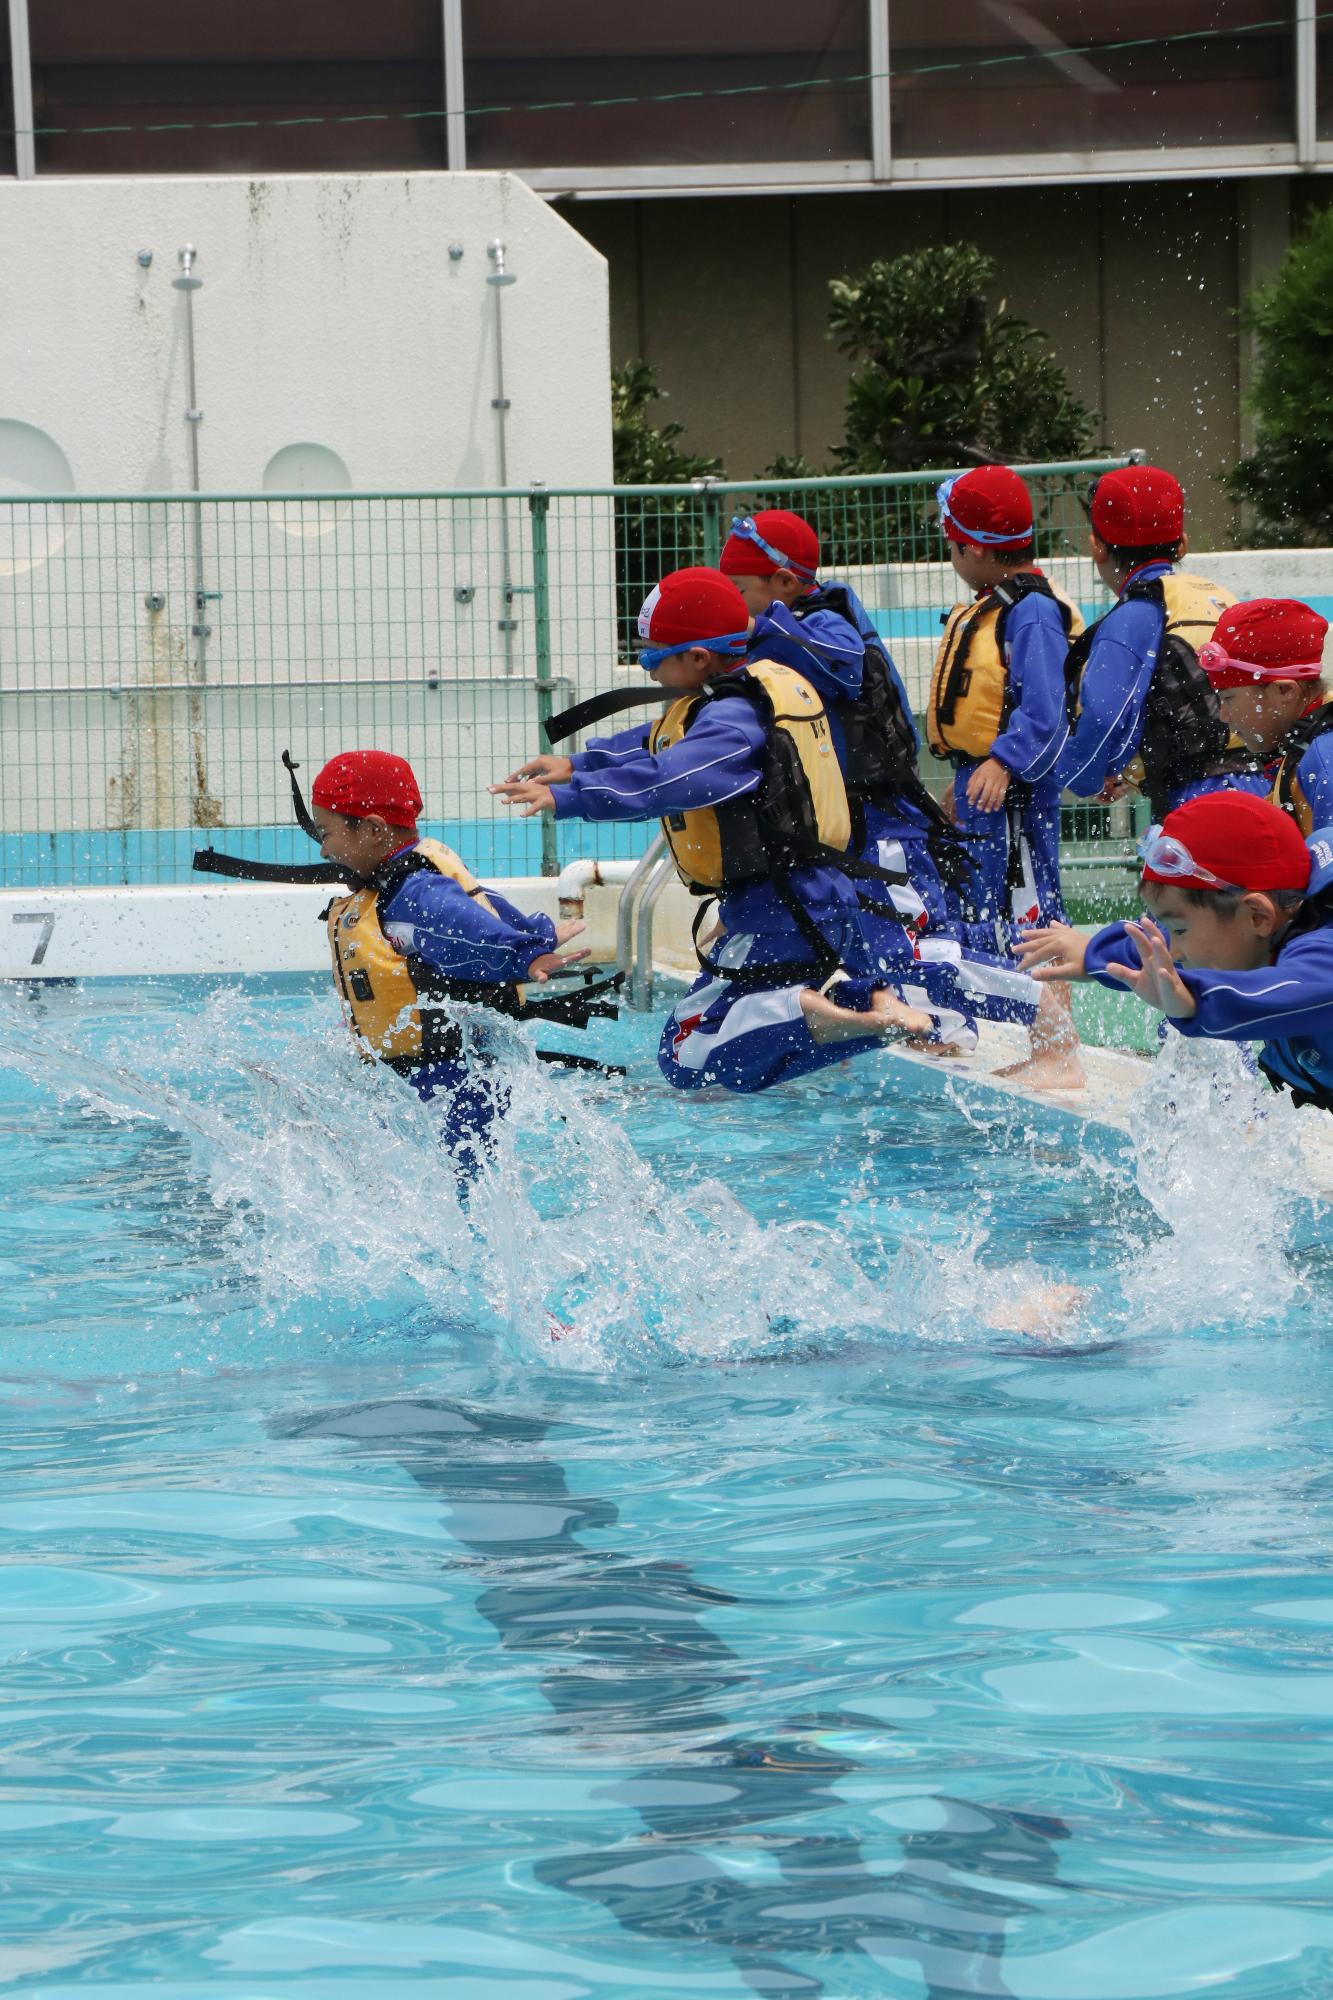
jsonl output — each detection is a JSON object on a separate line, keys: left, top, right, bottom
{"left": 1137, "top": 823, "right": 1241, "bottom": 893}
{"left": 1197, "top": 639, "right": 1324, "bottom": 690}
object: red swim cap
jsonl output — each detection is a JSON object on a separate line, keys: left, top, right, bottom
{"left": 1089, "top": 465, "right": 1184, "bottom": 549}
{"left": 937, "top": 467, "right": 1034, "bottom": 550}
{"left": 311, "top": 750, "right": 423, "bottom": 828}
{"left": 1198, "top": 599, "right": 1329, "bottom": 689}
{"left": 636, "top": 567, "right": 751, "bottom": 653}
{"left": 1143, "top": 791, "right": 1311, "bottom": 895}
{"left": 719, "top": 509, "right": 820, "bottom": 583}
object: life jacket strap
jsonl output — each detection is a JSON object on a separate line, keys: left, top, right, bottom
{"left": 193, "top": 848, "right": 351, "bottom": 886}
{"left": 282, "top": 750, "right": 324, "bottom": 843}
{"left": 546, "top": 685, "right": 672, "bottom": 746}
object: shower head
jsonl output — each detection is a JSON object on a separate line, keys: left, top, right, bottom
{"left": 486, "top": 239, "right": 517, "bottom": 288}
{"left": 172, "top": 245, "right": 202, "bottom": 292}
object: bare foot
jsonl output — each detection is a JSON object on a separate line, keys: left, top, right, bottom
{"left": 987, "top": 1281, "right": 1085, "bottom": 1338}
{"left": 996, "top": 978, "right": 1085, "bottom": 1090}
{"left": 801, "top": 987, "right": 933, "bottom": 1046}
{"left": 993, "top": 1049, "right": 1086, "bottom": 1091}
{"left": 905, "top": 1035, "right": 970, "bottom": 1059}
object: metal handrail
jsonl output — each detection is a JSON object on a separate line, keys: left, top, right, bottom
{"left": 614, "top": 831, "right": 668, "bottom": 981}
{"left": 0, "top": 458, "right": 1134, "bottom": 509}
{"left": 629, "top": 850, "right": 678, "bottom": 1013}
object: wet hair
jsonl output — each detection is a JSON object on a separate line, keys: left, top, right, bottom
{"left": 1101, "top": 538, "right": 1184, "bottom": 568}
{"left": 992, "top": 543, "right": 1036, "bottom": 567}
{"left": 1158, "top": 883, "right": 1305, "bottom": 915}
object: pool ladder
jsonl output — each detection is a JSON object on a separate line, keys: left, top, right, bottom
{"left": 616, "top": 832, "right": 675, "bottom": 1011}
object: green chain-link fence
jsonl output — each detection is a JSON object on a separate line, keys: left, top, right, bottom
{"left": 0, "top": 458, "right": 1140, "bottom": 892}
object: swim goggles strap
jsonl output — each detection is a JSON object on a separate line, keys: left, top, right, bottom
{"left": 935, "top": 475, "right": 1033, "bottom": 549}
{"left": 637, "top": 631, "right": 750, "bottom": 673}
{"left": 728, "top": 514, "right": 818, "bottom": 584}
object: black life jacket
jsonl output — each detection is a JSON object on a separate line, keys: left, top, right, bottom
{"left": 796, "top": 584, "right": 969, "bottom": 888}
{"left": 1272, "top": 699, "right": 1333, "bottom": 835}
{"left": 797, "top": 584, "right": 919, "bottom": 799}
{"left": 1064, "top": 574, "right": 1254, "bottom": 820}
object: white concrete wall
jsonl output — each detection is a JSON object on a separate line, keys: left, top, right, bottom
{"left": 0, "top": 172, "right": 610, "bottom": 496}
{"left": 0, "top": 873, "right": 702, "bottom": 981}
{"left": 0, "top": 173, "right": 614, "bottom": 840}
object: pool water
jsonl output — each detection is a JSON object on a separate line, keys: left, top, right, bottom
{"left": 3, "top": 979, "right": 1333, "bottom": 1998}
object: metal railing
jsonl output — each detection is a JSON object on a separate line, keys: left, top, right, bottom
{"left": 0, "top": 458, "right": 1132, "bottom": 890}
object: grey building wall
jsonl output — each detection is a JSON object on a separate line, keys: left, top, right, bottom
{"left": 570, "top": 175, "right": 1302, "bottom": 548}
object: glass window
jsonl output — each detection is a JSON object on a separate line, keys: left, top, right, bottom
{"left": 1, "top": 4, "right": 14, "bottom": 176}
{"left": 463, "top": 1, "right": 870, "bottom": 169}
{"left": 29, "top": 0, "right": 446, "bottom": 175}
{"left": 891, "top": 2, "right": 1296, "bottom": 159}
{"left": 1319, "top": 12, "right": 1333, "bottom": 141}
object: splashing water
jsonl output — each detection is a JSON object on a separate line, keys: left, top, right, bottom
{"left": 0, "top": 984, "right": 912, "bottom": 1370}
{"left": 3, "top": 978, "right": 1317, "bottom": 1375}
{"left": 1124, "top": 1030, "right": 1305, "bottom": 1326}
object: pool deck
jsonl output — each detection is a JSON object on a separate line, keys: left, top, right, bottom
{"left": 883, "top": 1017, "right": 1333, "bottom": 1206}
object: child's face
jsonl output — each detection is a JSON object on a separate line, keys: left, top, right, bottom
{"left": 731, "top": 570, "right": 806, "bottom": 617}
{"left": 1216, "top": 680, "right": 1311, "bottom": 754}
{"left": 730, "top": 573, "right": 780, "bottom": 617}
{"left": 948, "top": 539, "right": 1008, "bottom": 593}
{"left": 649, "top": 647, "right": 725, "bottom": 691}
{"left": 312, "top": 805, "right": 403, "bottom": 874}
{"left": 1142, "top": 884, "right": 1287, "bottom": 970}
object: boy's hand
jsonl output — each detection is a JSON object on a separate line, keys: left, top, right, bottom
{"left": 1104, "top": 919, "right": 1196, "bottom": 1019}
{"left": 965, "top": 757, "right": 1012, "bottom": 813}
{"left": 492, "top": 779, "right": 556, "bottom": 817}
{"left": 503, "top": 754, "right": 573, "bottom": 785}
{"left": 1011, "top": 923, "right": 1089, "bottom": 981}
{"left": 940, "top": 780, "right": 956, "bottom": 823}
{"left": 527, "top": 921, "right": 589, "bottom": 983}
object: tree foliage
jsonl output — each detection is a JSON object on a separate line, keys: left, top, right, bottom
{"left": 611, "top": 359, "right": 722, "bottom": 484}
{"left": 1225, "top": 206, "right": 1333, "bottom": 547}
{"left": 610, "top": 361, "right": 723, "bottom": 655}
{"left": 825, "top": 244, "right": 1097, "bottom": 473}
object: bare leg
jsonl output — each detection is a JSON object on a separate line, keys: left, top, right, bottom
{"left": 801, "top": 986, "right": 934, "bottom": 1047}
{"left": 995, "top": 978, "right": 1086, "bottom": 1091}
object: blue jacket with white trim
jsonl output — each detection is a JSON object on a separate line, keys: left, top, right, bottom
{"left": 379, "top": 856, "right": 557, "bottom": 986}
{"left": 553, "top": 695, "right": 869, "bottom": 959}
{"left": 1083, "top": 833, "right": 1333, "bottom": 1108}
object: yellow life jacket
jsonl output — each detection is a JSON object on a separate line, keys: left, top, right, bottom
{"left": 646, "top": 656, "right": 850, "bottom": 893}
{"left": 927, "top": 573, "right": 1084, "bottom": 763}
{"left": 325, "top": 838, "right": 518, "bottom": 1071}
{"left": 1272, "top": 696, "right": 1333, "bottom": 836}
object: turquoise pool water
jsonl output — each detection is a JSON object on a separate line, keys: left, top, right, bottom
{"left": 2, "top": 980, "right": 1333, "bottom": 1997}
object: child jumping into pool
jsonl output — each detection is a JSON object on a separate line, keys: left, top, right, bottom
{"left": 198, "top": 749, "right": 601, "bottom": 1173}
{"left": 717, "top": 506, "right": 1041, "bottom": 1055}
{"left": 1013, "top": 790, "right": 1333, "bottom": 1115}
{"left": 492, "top": 566, "right": 941, "bottom": 1093}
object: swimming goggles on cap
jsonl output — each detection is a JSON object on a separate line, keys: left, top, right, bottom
{"left": 637, "top": 631, "right": 750, "bottom": 673}
{"left": 935, "top": 474, "right": 1033, "bottom": 548}
{"left": 727, "top": 514, "right": 818, "bottom": 584}
{"left": 1137, "top": 823, "right": 1242, "bottom": 892}
{"left": 1197, "top": 638, "right": 1324, "bottom": 688}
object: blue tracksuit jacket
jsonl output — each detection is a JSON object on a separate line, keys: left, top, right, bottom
{"left": 1084, "top": 909, "right": 1333, "bottom": 1110}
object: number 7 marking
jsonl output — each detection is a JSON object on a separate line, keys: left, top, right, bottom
{"left": 12, "top": 911, "right": 56, "bottom": 966}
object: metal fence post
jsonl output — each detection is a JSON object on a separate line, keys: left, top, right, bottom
{"left": 699, "top": 476, "right": 723, "bottom": 568}
{"left": 528, "top": 482, "right": 559, "bottom": 877}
